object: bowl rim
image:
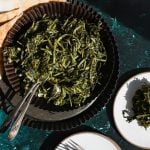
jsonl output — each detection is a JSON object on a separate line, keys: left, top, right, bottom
{"left": 2, "top": 1, "right": 119, "bottom": 130}
{"left": 55, "top": 131, "right": 121, "bottom": 150}
{"left": 113, "top": 71, "right": 150, "bottom": 149}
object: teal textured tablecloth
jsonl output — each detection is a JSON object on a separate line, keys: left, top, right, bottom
{"left": 0, "top": 0, "right": 150, "bottom": 149}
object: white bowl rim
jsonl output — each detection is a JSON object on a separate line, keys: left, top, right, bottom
{"left": 55, "top": 131, "right": 121, "bottom": 150}
{"left": 113, "top": 71, "right": 150, "bottom": 149}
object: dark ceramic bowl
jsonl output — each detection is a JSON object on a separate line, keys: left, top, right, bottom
{"left": 2, "top": 1, "right": 118, "bottom": 130}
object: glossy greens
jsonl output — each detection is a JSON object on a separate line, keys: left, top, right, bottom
{"left": 123, "top": 84, "right": 150, "bottom": 128}
{"left": 5, "top": 16, "right": 107, "bottom": 107}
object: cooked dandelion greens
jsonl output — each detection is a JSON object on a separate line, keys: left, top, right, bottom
{"left": 5, "top": 16, "right": 107, "bottom": 107}
{"left": 123, "top": 84, "right": 150, "bottom": 128}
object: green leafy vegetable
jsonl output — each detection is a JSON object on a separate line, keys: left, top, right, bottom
{"left": 123, "top": 84, "right": 150, "bottom": 129}
{"left": 5, "top": 16, "right": 107, "bottom": 107}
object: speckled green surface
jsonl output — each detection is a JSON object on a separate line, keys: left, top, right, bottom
{"left": 0, "top": 0, "right": 150, "bottom": 149}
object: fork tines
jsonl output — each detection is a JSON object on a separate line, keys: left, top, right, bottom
{"left": 56, "top": 139, "right": 84, "bottom": 150}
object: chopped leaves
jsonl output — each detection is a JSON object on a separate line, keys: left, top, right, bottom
{"left": 5, "top": 16, "right": 107, "bottom": 107}
{"left": 123, "top": 84, "right": 150, "bottom": 129}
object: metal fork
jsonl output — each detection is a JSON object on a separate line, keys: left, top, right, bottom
{"left": 0, "top": 78, "right": 47, "bottom": 140}
{"left": 7, "top": 82, "right": 40, "bottom": 141}
{"left": 56, "top": 140, "right": 85, "bottom": 150}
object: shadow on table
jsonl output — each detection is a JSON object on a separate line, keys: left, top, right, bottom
{"left": 106, "top": 67, "right": 150, "bottom": 131}
{"left": 40, "top": 125, "right": 100, "bottom": 150}
{"left": 40, "top": 68, "right": 150, "bottom": 150}
{"left": 0, "top": 83, "right": 8, "bottom": 110}
{"left": 86, "top": 0, "right": 150, "bottom": 39}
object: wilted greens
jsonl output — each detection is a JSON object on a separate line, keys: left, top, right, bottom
{"left": 5, "top": 16, "right": 107, "bottom": 107}
{"left": 123, "top": 84, "right": 150, "bottom": 129}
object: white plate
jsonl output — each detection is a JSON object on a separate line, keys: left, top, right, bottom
{"left": 55, "top": 132, "right": 121, "bottom": 150}
{"left": 113, "top": 72, "right": 150, "bottom": 149}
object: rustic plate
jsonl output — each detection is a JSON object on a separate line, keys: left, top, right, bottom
{"left": 113, "top": 71, "right": 150, "bottom": 149}
{"left": 55, "top": 132, "right": 121, "bottom": 150}
{"left": 2, "top": 1, "right": 118, "bottom": 130}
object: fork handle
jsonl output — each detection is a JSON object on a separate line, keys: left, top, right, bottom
{"left": 0, "top": 83, "right": 38, "bottom": 133}
{"left": 8, "top": 83, "right": 39, "bottom": 141}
